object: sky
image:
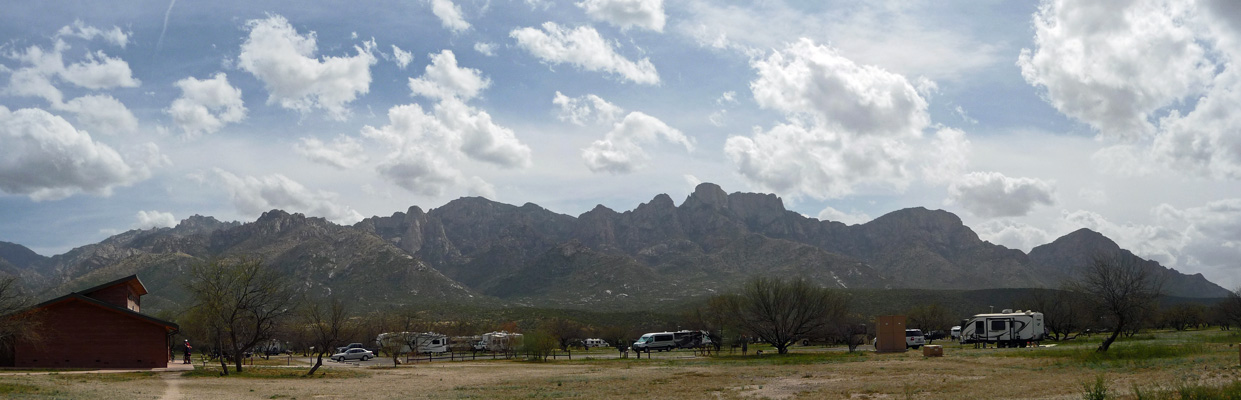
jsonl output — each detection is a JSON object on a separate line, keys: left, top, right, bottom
{"left": 1, "top": 0, "right": 1239, "bottom": 290}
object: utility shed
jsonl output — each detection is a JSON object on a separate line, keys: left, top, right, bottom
{"left": 875, "top": 315, "right": 907, "bottom": 353}
{"left": 6, "top": 275, "right": 178, "bottom": 368}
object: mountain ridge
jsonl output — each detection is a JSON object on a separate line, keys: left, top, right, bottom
{"left": 1, "top": 183, "right": 1230, "bottom": 314}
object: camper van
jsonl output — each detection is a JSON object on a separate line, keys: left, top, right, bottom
{"left": 375, "top": 332, "right": 448, "bottom": 354}
{"left": 583, "top": 338, "right": 610, "bottom": 348}
{"left": 959, "top": 309, "right": 1045, "bottom": 348}
{"left": 631, "top": 332, "right": 676, "bottom": 352}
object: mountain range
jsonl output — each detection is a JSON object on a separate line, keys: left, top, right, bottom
{"left": 0, "top": 183, "right": 1230, "bottom": 314}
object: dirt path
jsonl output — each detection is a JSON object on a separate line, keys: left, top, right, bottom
{"left": 158, "top": 372, "right": 183, "bottom": 400}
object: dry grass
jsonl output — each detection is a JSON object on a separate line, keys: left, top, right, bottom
{"left": 1, "top": 330, "right": 1239, "bottom": 399}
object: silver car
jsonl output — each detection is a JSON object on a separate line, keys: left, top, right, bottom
{"left": 331, "top": 348, "right": 373, "bottom": 361}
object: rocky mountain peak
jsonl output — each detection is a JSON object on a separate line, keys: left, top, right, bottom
{"left": 172, "top": 215, "right": 238, "bottom": 236}
{"left": 683, "top": 182, "right": 729, "bottom": 209}
{"left": 0, "top": 241, "right": 45, "bottom": 269}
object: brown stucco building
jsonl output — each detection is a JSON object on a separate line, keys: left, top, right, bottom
{"left": 7, "top": 275, "right": 178, "bottom": 368}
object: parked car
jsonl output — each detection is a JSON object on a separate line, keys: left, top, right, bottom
{"left": 331, "top": 348, "right": 373, "bottom": 361}
{"left": 905, "top": 329, "right": 926, "bottom": 349}
{"left": 874, "top": 329, "right": 926, "bottom": 349}
{"left": 336, "top": 343, "right": 365, "bottom": 353}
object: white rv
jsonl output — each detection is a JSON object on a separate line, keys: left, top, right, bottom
{"left": 583, "top": 338, "right": 610, "bottom": 348}
{"left": 376, "top": 332, "right": 448, "bottom": 354}
{"left": 959, "top": 309, "right": 1046, "bottom": 348}
{"left": 473, "top": 331, "right": 523, "bottom": 352}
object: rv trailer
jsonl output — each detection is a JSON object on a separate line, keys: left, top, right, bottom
{"left": 375, "top": 332, "right": 449, "bottom": 355}
{"left": 959, "top": 309, "right": 1046, "bottom": 348}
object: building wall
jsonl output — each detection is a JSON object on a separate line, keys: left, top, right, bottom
{"left": 13, "top": 300, "right": 168, "bottom": 368}
{"left": 85, "top": 285, "right": 139, "bottom": 312}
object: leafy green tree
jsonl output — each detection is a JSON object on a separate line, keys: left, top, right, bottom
{"left": 184, "top": 257, "right": 294, "bottom": 374}
{"left": 519, "top": 329, "right": 557, "bottom": 361}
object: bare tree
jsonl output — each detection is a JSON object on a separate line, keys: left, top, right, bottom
{"left": 1024, "top": 289, "right": 1091, "bottom": 340}
{"left": 302, "top": 297, "right": 353, "bottom": 375}
{"left": 1160, "top": 303, "right": 1206, "bottom": 331}
{"left": 906, "top": 303, "right": 953, "bottom": 342}
{"left": 0, "top": 277, "right": 40, "bottom": 361}
{"left": 1214, "top": 288, "right": 1241, "bottom": 330}
{"left": 542, "top": 318, "right": 584, "bottom": 351}
{"left": 1070, "top": 254, "right": 1163, "bottom": 352}
{"left": 185, "top": 257, "right": 295, "bottom": 374}
{"left": 720, "top": 277, "right": 850, "bottom": 354}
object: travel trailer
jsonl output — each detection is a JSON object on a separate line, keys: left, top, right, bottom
{"left": 672, "top": 330, "right": 712, "bottom": 349}
{"left": 473, "top": 331, "right": 523, "bottom": 352}
{"left": 959, "top": 309, "right": 1046, "bottom": 348}
{"left": 375, "top": 332, "right": 449, "bottom": 354}
{"left": 583, "top": 338, "right": 610, "bottom": 348}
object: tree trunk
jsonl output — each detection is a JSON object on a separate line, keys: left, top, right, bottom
{"left": 1097, "top": 318, "right": 1124, "bottom": 352}
{"left": 218, "top": 353, "right": 229, "bottom": 375}
{"left": 307, "top": 353, "right": 324, "bottom": 375}
{"left": 234, "top": 354, "right": 244, "bottom": 373}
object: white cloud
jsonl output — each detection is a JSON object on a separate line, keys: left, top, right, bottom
{"left": 56, "top": 20, "right": 129, "bottom": 48}
{"left": 726, "top": 38, "right": 930, "bottom": 199}
{"left": 294, "top": 135, "right": 367, "bottom": 169}
{"left": 921, "top": 127, "right": 970, "bottom": 185}
{"left": 432, "top": 97, "right": 532, "bottom": 168}
{"left": 135, "top": 210, "right": 176, "bottom": 229}
{"left": 362, "top": 104, "right": 462, "bottom": 196}
{"left": 1019, "top": 0, "right": 1211, "bottom": 141}
{"left": 553, "top": 91, "right": 622, "bottom": 126}
{"left": 750, "top": 38, "right": 928, "bottom": 138}
{"left": 5, "top": 39, "right": 140, "bottom": 108}
{"left": 948, "top": 172, "right": 1055, "bottom": 218}
{"left": 166, "top": 73, "right": 246, "bottom": 138}
{"left": 473, "top": 42, "right": 496, "bottom": 57}
{"left": 707, "top": 110, "right": 727, "bottom": 127}
{"left": 59, "top": 94, "right": 138, "bottom": 135}
{"left": 582, "top": 111, "right": 693, "bottom": 173}
{"left": 237, "top": 15, "right": 376, "bottom": 120}
{"left": 973, "top": 219, "right": 1050, "bottom": 252}
{"left": 362, "top": 101, "right": 530, "bottom": 196}
{"left": 60, "top": 51, "right": 140, "bottom": 90}
{"left": 677, "top": 1, "right": 1001, "bottom": 81}
{"left": 408, "top": 50, "right": 490, "bottom": 101}
{"left": 391, "top": 45, "right": 414, "bottom": 69}
{"left": 816, "top": 205, "right": 871, "bottom": 225}
{"left": 0, "top": 106, "right": 154, "bottom": 201}
{"left": 716, "top": 91, "right": 737, "bottom": 105}
{"left": 577, "top": 0, "right": 666, "bottom": 32}
{"left": 430, "top": 0, "right": 471, "bottom": 33}
{"left": 510, "top": 22, "right": 659, "bottom": 85}
{"left": 210, "top": 168, "right": 363, "bottom": 224}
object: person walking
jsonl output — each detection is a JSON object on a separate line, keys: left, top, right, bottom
{"left": 183, "top": 340, "right": 192, "bottom": 364}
